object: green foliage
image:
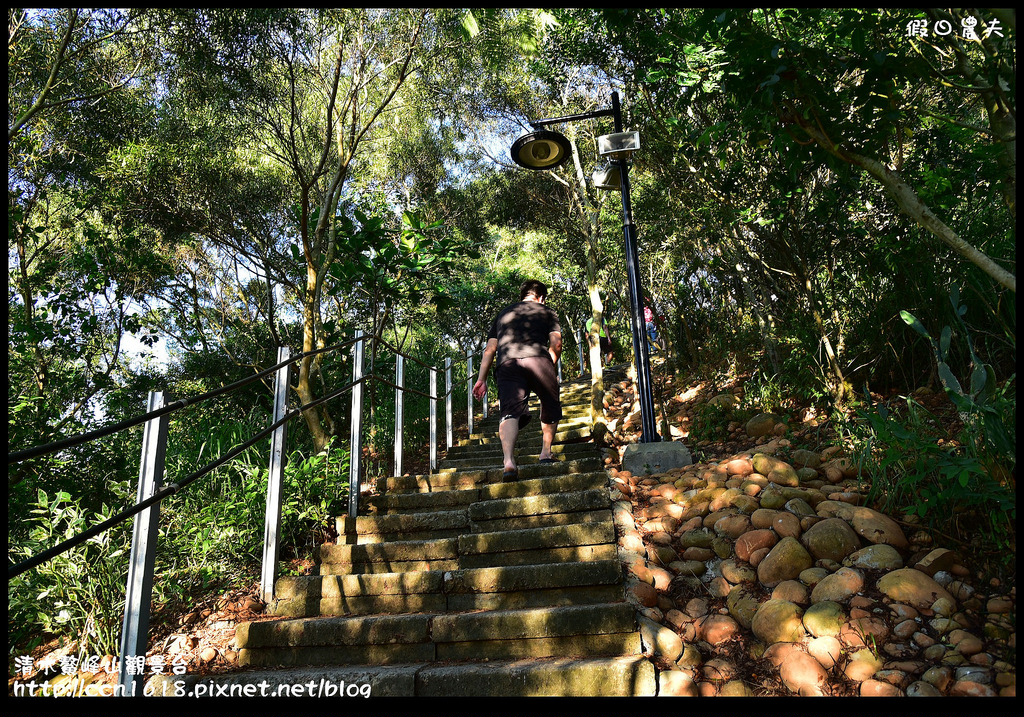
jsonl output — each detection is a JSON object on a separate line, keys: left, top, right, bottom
{"left": 742, "top": 371, "right": 787, "bottom": 416}
{"left": 7, "top": 5, "right": 1018, "bottom": 663}
{"left": 587, "top": 7, "right": 1015, "bottom": 408}
{"left": 428, "top": 266, "right": 531, "bottom": 355}
{"left": 158, "top": 416, "right": 267, "bottom": 600}
{"left": 157, "top": 405, "right": 349, "bottom": 591}
{"left": 8, "top": 403, "right": 355, "bottom": 657}
{"left": 8, "top": 489, "right": 132, "bottom": 657}
{"left": 689, "top": 403, "right": 732, "bottom": 443}
{"left": 849, "top": 293, "right": 1015, "bottom": 570}
{"left": 900, "top": 288, "right": 1016, "bottom": 476}
{"left": 323, "top": 208, "right": 480, "bottom": 315}
{"left": 280, "top": 438, "right": 351, "bottom": 550}
{"left": 689, "top": 402, "right": 756, "bottom": 444}
{"left": 856, "top": 397, "right": 1004, "bottom": 518}
{"left": 852, "top": 394, "right": 1014, "bottom": 575}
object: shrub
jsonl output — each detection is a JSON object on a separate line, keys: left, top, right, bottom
{"left": 8, "top": 489, "right": 131, "bottom": 658}
{"left": 848, "top": 289, "right": 1016, "bottom": 577}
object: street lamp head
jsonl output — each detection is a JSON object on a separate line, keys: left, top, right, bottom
{"left": 511, "top": 129, "right": 572, "bottom": 170}
{"left": 597, "top": 130, "right": 640, "bottom": 160}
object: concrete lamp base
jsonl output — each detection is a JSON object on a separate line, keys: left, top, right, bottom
{"left": 621, "top": 441, "right": 693, "bottom": 476}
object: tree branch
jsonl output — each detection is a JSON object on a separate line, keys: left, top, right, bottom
{"left": 786, "top": 103, "right": 1015, "bottom": 292}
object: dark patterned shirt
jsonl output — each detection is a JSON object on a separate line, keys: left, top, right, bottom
{"left": 487, "top": 301, "right": 561, "bottom": 366}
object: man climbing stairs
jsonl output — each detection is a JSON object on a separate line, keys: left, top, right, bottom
{"left": 161, "top": 375, "right": 656, "bottom": 697}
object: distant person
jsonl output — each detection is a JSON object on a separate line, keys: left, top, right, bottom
{"left": 473, "top": 280, "right": 563, "bottom": 480}
{"left": 644, "top": 304, "right": 663, "bottom": 352}
{"left": 585, "top": 314, "right": 614, "bottom": 365}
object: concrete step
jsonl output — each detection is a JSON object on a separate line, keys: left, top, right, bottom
{"left": 432, "top": 455, "right": 603, "bottom": 480}
{"left": 208, "top": 374, "right": 657, "bottom": 697}
{"left": 442, "top": 440, "right": 599, "bottom": 462}
{"left": 468, "top": 487, "right": 610, "bottom": 524}
{"left": 320, "top": 520, "right": 618, "bottom": 572}
{"left": 465, "top": 409, "right": 593, "bottom": 430}
{"left": 473, "top": 407, "right": 594, "bottom": 426}
{"left": 368, "top": 470, "right": 608, "bottom": 514}
{"left": 459, "top": 425, "right": 592, "bottom": 447}
{"left": 437, "top": 451, "right": 604, "bottom": 474}
{"left": 271, "top": 559, "right": 624, "bottom": 618}
{"left": 335, "top": 508, "right": 468, "bottom": 544}
{"left": 337, "top": 481, "right": 610, "bottom": 544}
{"left": 474, "top": 397, "right": 592, "bottom": 416}
{"left": 455, "top": 518, "right": 616, "bottom": 569}
{"left": 317, "top": 537, "right": 457, "bottom": 574}
{"left": 410, "top": 655, "right": 654, "bottom": 697}
{"left": 374, "top": 456, "right": 603, "bottom": 495}
{"left": 237, "top": 602, "right": 640, "bottom": 668}
{"left": 461, "top": 423, "right": 594, "bottom": 447}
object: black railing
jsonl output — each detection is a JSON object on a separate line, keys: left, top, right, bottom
{"left": 7, "top": 338, "right": 357, "bottom": 465}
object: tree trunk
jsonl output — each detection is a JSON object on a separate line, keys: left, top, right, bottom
{"left": 565, "top": 132, "right": 608, "bottom": 445}
{"left": 799, "top": 271, "right": 848, "bottom": 406}
{"left": 586, "top": 265, "right": 608, "bottom": 446}
{"left": 811, "top": 302, "right": 848, "bottom": 406}
{"left": 943, "top": 8, "right": 1016, "bottom": 219}
{"left": 849, "top": 148, "right": 1016, "bottom": 293}
{"left": 297, "top": 276, "right": 331, "bottom": 453}
{"left": 727, "top": 232, "right": 781, "bottom": 376}
{"left": 643, "top": 272, "right": 677, "bottom": 371}
{"left": 677, "top": 303, "right": 699, "bottom": 369}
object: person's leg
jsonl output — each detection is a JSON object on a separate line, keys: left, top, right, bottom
{"left": 498, "top": 417, "right": 519, "bottom": 473}
{"left": 524, "top": 356, "right": 562, "bottom": 462}
{"left": 495, "top": 360, "right": 529, "bottom": 476}
{"left": 539, "top": 421, "right": 557, "bottom": 462}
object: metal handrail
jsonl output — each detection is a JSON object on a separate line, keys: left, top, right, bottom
{"left": 7, "top": 373, "right": 368, "bottom": 580}
{"left": 8, "top": 337, "right": 484, "bottom": 575}
{"left": 8, "top": 329, "right": 500, "bottom": 694}
{"left": 376, "top": 336, "right": 473, "bottom": 371}
{"left": 6, "top": 336, "right": 365, "bottom": 465}
{"left": 373, "top": 373, "right": 445, "bottom": 402}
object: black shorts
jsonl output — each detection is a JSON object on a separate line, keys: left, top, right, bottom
{"left": 586, "top": 330, "right": 611, "bottom": 354}
{"left": 495, "top": 357, "right": 562, "bottom": 425}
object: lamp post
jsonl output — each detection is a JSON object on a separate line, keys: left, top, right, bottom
{"left": 511, "top": 91, "right": 660, "bottom": 443}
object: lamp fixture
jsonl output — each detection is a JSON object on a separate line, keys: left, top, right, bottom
{"left": 510, "top": 129, "right": 573, "bottom": 170}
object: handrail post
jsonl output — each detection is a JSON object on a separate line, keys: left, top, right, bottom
{"left": 348, "top": 331, "right": 365, "bottom": 518}
{"left": 467, "top": 355, "right": 474, "bottom": 437}
{"left": 260, "top": 346, "right": 290, "bottom": 605}
{"left": 118, "top": 391, "right": 169, "bottom": 696}
{"left": 394, "top": 354, "right": 404, "bottom": 477}
{"left": 558, "top": 356, "right": 563, "bottom": 383}
{"left": 482, "top": 355, "right": 489, "bottom": 420}
{"left": 445, "top": 357, "right": 453, "bottom": 449}
{"left": 429, "top": 365, "right": 438, "bottom": 472}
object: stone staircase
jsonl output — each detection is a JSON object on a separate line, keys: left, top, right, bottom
{"left": 165, "top": 374, "right": 656, "bottom": 697}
